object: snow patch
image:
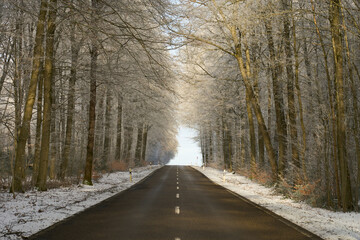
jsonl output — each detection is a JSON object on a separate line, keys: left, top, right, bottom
{"left": 0, "top": 166, "right": 160, "bottom": 239}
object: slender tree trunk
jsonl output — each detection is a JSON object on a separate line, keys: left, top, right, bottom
{"left": 83, "top": 0, "right": 99, "bottom": 185}
{"left": 123, "top": 123, "right": 134, "bottom": 164}
{"left": 324, "top": 120, "right": 332, "bottom": 208}
{"left": 330, "top": 0, "right": 353, "bottom": 211}
{"left": 13, "top": 18, "right": 23, "bottom": 177}
{"left": 341, "top": 4, "right": 360, "bottom": 212}
{"left": 36, "top": 0, "right": 57, "bottom": 191}
{"left": 102, "top": 88, "right": 112, "bottom": 170}
{"left": 49, "top": 71, "right": 58, "bottom": 180}
{"left": 208, "top": 126, "right": 213, "bottom": 163}
{"left": 32, "top": 73, "right": 43, "bottom": 185}
{"left": 141, "top": 124, "right": 148, "bottom": 163}
{"left": 134, "top": 122, "right": 143, "bottom": 166}
{"left": 115, "top": 95, "right": 123, "bottom": 161}
{"left": 200, "top": 128, "right": 205, "bottom": 165}
{"left": 246, "top": 90, "right": 256, "bottom": 177}
{"left": 59, "top": 20, "right": 80, "bottom": 179}
{"left": 94, "top": 89, "right": 105, "bottom": 161}
{"left": 222, "top": 117, "right": 232, "bottom": 171}
{"left": 11, "top": 0, "right": 47, "bottom": 193}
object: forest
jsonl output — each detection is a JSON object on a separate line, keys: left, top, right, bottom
{"left": 0, "top": 0, "right": 359, "bottom": 213}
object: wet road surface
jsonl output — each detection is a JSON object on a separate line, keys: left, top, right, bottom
{"left": 30, "top": 166, "right": 321, "bottom": 240}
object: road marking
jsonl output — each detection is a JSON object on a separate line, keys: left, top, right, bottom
{"left": 175, "top": 206, "right": 180, "bottom": 214}
{"left": 175, "top": 238, "right": 181, "bottom": 240}
{"left": 177, "top": 186, "right": 179, "bottom": 190}
{"left": 177, "top": 182, "right": 179, "bottom": 185}
{"left": 176, "top": 193, "right": 179, "bottom": 198}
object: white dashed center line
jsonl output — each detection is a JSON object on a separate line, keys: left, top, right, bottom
{"left": 175, "top": 206, "right": 180, "bottom": 214}
{"left": 176, "top": 193, "right": 179, "bottom": 198}
{"left": 177, "top": 186, "right": 179, "bottom": 190}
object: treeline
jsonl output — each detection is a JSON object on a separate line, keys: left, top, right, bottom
{"left": 0, "top": 0, "right": 177, "bottom": 193}
{"left": 173, "top": 0, "right": 360, "bottom": 212}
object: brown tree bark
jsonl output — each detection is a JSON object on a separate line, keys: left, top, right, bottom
{"left": 49, "top": 73, "right": 58, "bottom": 180}
{"left": 36, "top": 0, "right": 57, "bottom": 191}
{"left": 134, "top": 122, "right": 143, "bottom": 166}
{"left": 329, "top": 0, "right": 353, "bottom": 211}
{"left": 11, "top": 0, "right": 47, "bottom": 193}
{"left": 101, "top": 88, "right": 112, "bottom": 170}
{"left": 32, "top": 72, "right": 43, "bottom": 185}
{"left": 141, "top": 124, "right": 149, "bottom": 163}
{"left": 83, "top": 0, "right": 99, "bottom": 185}
{"left": 115, "top": 95, "right": 123, "bottom": 161}
{"left": 246, "top": 89, "right": 256, "bottom": 177}
{"left": 123, "top": 123, "right": 134, "bottom": 163}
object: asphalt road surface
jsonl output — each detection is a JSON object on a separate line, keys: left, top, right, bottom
{"left": 30, "top": 166, "right": 322, "bottom": 240}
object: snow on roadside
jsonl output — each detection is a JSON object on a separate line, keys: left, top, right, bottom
{"left": 0, "top": 166, "right": 160, "bottom": 240}
{"left": 194, "top": 166, "right": 360, "bottom": 240}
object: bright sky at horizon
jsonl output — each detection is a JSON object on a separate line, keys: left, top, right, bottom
{"left": 167, "top": 127, "right": 202, "bottom": 166}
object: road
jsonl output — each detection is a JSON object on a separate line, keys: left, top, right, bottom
{"left": 30, "top": 166, "right": 322, "bottom": 240}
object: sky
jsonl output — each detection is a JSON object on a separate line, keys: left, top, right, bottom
{"left": 167, "top": 127, "right": 203, "bottom": 166}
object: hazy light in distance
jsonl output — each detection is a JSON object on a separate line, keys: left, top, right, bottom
{"left": 167, "top": 127, "right": 202, "bottom": 166}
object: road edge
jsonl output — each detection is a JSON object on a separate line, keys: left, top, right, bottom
{"left": 191, "top": 166, "right": 323, "bottom": 240}
{"left": 27, "top": 166, "right": 163, "bottom": 240}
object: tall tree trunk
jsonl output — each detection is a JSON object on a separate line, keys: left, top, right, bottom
{"left": 141, "top": 124, "right": 148, "bottom": 163}
{"left": 49, "top": 73, "right": 58, "bottom": 180}
{"left": 11, "top": 0, "right": 47, "bottom": 193}
{"left": 36, "top": 0, "right": 57, "bottom": 191}
{"left": 83, "top": 0, "right": 99, "bottom": 185}
{"left": 115, "top": 95, "right": 123, "bottom": 161}
{"left": 329, "top": 0, "right": 353, "bottom": 211}
{"left": 282, "top": 0, "right": 300, "bottom": 182}
{"left": 59, "top": 19, "right": 80, "bottom": 179}
{"left": 246, "top": 90, "right": 256, "bottom": 177}
{"left": 264, "top": 19, "right": 287, "bottom": 179}
{"left": 94, "top": 89, "right": 105, "bottom": 161}
{"left": 32, "top": 73, "right": 43, "bottom": 185}
{"left": 134, "top": 122, "right": 143, "bottom": 166}
{"left": 208, "top": 126, "right": 213, "bottom": 163}
{"left": 102, "top": 88, "right": 112, "bottom": 170}
{"left": 123, "top": 123, "right": 134, "bottom": 164}
{"left": 13, "top": 17, "right": 23, "bottom": 177}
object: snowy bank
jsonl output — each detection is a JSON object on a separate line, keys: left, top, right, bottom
{"left": 0, "top": 166, "right": 160, "bottom": 240}
{"left": 194, "top": 166, "right": 360, "bottom": 240}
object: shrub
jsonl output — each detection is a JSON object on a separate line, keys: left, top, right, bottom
{"left": 109, "top": 161, "right": 128, "bottom": 172}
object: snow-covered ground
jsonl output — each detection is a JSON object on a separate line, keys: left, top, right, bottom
{"left": 0, "top": 166, "right": 160, "bottom": 240}
{"left": 194, "top": 166, "right": 360, "bottom": 240}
